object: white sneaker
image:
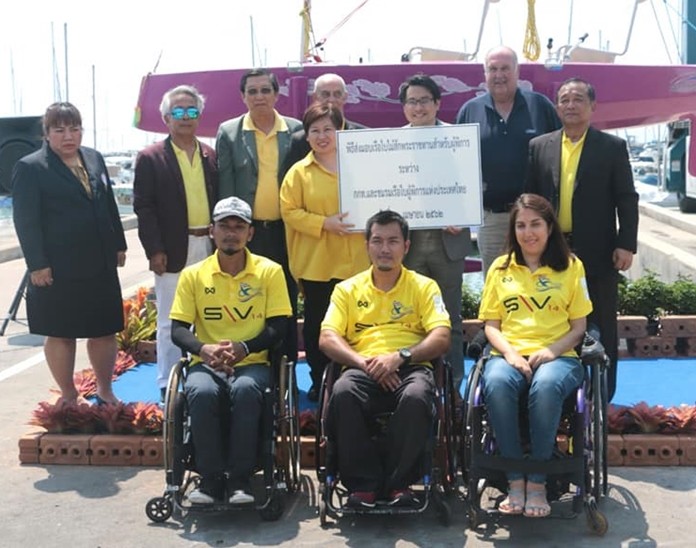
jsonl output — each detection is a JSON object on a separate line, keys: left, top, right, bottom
{"left": 188, "top": 488, "right": 215, "bottom": 505}
{"left": 228, "top": 490, "right": 254, "bottom": 505}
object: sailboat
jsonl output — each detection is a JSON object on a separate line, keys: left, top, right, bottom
{"left": 132, "top": 0, "right": 696, "bottom": 149}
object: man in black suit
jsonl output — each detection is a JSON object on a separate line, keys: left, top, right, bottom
{"left": 279, "top": 73, "right": 365, "bottom": 180}
{"left": 525, "top": 77, "right": 639, "bottom": 401}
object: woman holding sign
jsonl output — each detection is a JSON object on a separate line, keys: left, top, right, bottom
{"left": 280, "top": 103, "right": 369, "bottom": 401}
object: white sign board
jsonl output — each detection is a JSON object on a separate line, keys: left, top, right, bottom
{"left": 336, "top": 125, "right": 483, "bottom": 231}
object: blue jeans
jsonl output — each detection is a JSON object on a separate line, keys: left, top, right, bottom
{"left": 482, "top": 356, "right": 584, "bottom": 483}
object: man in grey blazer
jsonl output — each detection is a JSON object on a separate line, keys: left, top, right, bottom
{"left": 216, "top": 68, "right": 302, "bottom": 363}
{"left": 525, "top": 77, "right": 639, "bottom": 402}
{"left": 400, "top": 73, "right": 473, "bottom": 391}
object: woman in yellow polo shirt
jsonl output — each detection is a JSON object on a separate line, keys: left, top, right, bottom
{"left": 478, "top": 193, "right": 593, "bottom": 518}
{"left": 280, "top": 103, "right": 369, "bottom": 400}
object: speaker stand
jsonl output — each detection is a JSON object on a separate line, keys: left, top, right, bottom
{"left": 0, "top": 270, "right": 29, "bottom": 336}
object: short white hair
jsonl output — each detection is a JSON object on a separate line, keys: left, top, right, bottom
{"left": 313, "top": 73, "right": 347, "bottom": 93}
{"left": 159, "top": 85, "right": 206, "bottom": 120}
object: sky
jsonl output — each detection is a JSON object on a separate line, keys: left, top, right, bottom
{"left": 0, "top": 0, "right": 686, "bottom": 152}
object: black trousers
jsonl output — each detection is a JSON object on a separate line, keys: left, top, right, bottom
{"left": 586, "top": 270, "right": 619, "bottom": 402}
{"left": 301, "top": 278, "right": 340, "bottom": 387}
{"left": 249, "top": 220, "right": 298, "bottom": 363}
{"left": 327, "top": 366, "right": 435, "bottom": 493}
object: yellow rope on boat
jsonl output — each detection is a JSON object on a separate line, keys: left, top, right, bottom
{"left": 523, "top": 0, "right": 541, "bottom": 61}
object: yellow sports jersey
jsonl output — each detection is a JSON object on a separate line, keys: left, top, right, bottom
{"left": 170, "top": 248, "right": 292, "bottom": 366}
{"left": 478, "top": 254, "right": 593, "bottom": 357}
{"left": 321, "top": 266, "right": 451, "bottom": 362}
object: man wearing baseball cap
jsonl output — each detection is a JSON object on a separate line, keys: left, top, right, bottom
{"left": 170, "top": 196, "right": 292, "bottom": 505}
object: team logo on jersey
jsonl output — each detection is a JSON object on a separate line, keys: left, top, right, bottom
{"left": 535, "top": 275, "right": 561, "bottom": 292}
{"left": 391, "top": 300, "right": 413, "bottom": 320}
{"left": 238, "top": 282, "right": 261, "bottom": 302}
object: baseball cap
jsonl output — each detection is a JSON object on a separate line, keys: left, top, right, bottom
{"left": 212, "top": 196, "right": 253, "bottom": 224}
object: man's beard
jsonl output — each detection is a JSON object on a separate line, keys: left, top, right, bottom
{"left": 220, "top": 246, "right": 243, "bottom": 257}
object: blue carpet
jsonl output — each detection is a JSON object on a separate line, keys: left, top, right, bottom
{"left": 613, "top": 358, "right": 696, "bottom": 407}
{"left": 109, "top": 358, "right": 696, "bottom": 408}
{"left": 109, "top": 360, "right": 318, "bottom": 410}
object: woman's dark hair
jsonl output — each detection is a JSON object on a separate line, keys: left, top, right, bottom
{"left": 365, "top": 209, "right": 409, "bottom": 241}
{"left": 302, "top": 103, "right": 344, "bottom": 135}
{"left": 499, "top": 193, "right": 572, "bottom": 271}
{"left": 43, "top": 102, "right": 82, "bottom": 135}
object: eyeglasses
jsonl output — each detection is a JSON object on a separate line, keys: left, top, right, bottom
{"left": 170, "top": 107, "right": 200, "bottom": 120}
{"left": 245, "top": 87, "right": 274, "bottom": 96}
{"left": 405, "top": 97, "right": 434, "bottom": 107}
{"left": 318, "top": 90, "right": 345, "bottom": 99}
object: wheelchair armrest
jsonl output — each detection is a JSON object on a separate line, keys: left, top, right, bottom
{"left": 467, "top": 329, "right": 489, "bottom": 361}
{"left": 580, "top": 331, "right": 606, "bottom": 362}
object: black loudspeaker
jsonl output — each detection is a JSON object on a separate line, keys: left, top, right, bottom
{"left": 0, "top": 116, "right": 43, "bottom": 193}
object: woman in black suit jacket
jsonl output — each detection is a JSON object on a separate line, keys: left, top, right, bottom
{"left": 12, "top": 102, "right": 127, "bottom": 405}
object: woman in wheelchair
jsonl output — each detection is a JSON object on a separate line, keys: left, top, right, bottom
{"left": 477, "top": 193, "right": 593, "bottom": 518}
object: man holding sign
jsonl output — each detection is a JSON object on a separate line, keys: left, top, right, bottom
{"left": 399, "top": 74, "right": 472, "bottom": 391}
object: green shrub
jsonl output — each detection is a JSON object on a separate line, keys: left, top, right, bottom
{"left": 618, "top": 270, "right": 670, "bottom": 320}
{"left": 461, "top": 282, "right": 481, "bottom": 319}
{"left": 668, "top": 274, "right": 696, "bottom": 315}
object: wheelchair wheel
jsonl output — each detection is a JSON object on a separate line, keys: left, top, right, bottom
{"left": 432, "top": 486, "right": 452, "bottom": 527}
{"left": 590, "top": 363, "right": 607, "bottom": 502}
{"left": 586, "top": 500, "right": 609, "bottom": 536}
{"left": 440, "top": 361, "right": 459, "bottom": 492}
{"left": 286, "top": 360, "right": 301, "bottom": 492}
{"left": 259, "top": 493, "right": 285, "bottom": 521}
{"left": 277, "top": 357, "right": 301, "bottom": 493}
{"left": 145, "top": 496, "right": 173, "bottom": 523}
{"left": 163, "top": 361, "right": 188, "bottom": 487}
{"left": 318, "top": 483, "right": 328, "bottom": 527}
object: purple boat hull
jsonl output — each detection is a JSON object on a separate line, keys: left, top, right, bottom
{"left": 135, "top": 61, "right": 696, "bottom": 137}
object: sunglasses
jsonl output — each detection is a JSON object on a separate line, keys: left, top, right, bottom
{"left": 170, "top": 106, "right": 200, "bottom": 120}
{"left": 245, "top": 87, "right": 274, "bottom": 96}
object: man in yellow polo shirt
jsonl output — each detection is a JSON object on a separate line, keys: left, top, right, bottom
{"left": 133, "top": 85, "right": 218, "bottom": 400}
{"left": 170, "top": 196, "right": 292, "bottom": 506}
{"left": 319, "top": 210, "right": 451, "bottom": 509}
{"left": 216, "top": 68, "right": 302, "bottom": 365}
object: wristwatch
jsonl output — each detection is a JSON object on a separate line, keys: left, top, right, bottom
{"left": 398, "top": 348, "right": 412, "bottom": 366}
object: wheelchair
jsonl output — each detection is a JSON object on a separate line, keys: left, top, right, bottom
{"left": 460, "top": 328, "right": 609, "bottom": 535}
{"left": 315, "top": 358, "right": 459, "bottom": 527}
{"left": 145, "top": 351, "right": 301, "bottom": 523}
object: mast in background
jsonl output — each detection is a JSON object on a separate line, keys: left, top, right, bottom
{"left": 250, "top": 16, "right": 255, "bottom": 66}
{"left": 64, "top": 23, "right": 69, "bottom": 102}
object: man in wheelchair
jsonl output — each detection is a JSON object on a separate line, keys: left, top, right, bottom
{"left": 169, "top": 197, "right": 292, "bottom": 505}
{"left": 318, "top": 210, "right": 451, "bottom": 509}
{"left": 476, "top": 194, "right": 593, "bottom": 518}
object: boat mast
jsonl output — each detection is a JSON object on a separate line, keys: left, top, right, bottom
{"left": 300, "top": 0, "right": 311, "bottom": 62}
{"left": 250, "top": 16, "right": 256, "bottom": 66}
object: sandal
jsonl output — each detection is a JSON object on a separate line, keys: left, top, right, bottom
{"left": 498, "top": 479, "right": 525, "bottom": 515}
{"left": 524, "top": 482, "right": 551, "bottom": 518}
